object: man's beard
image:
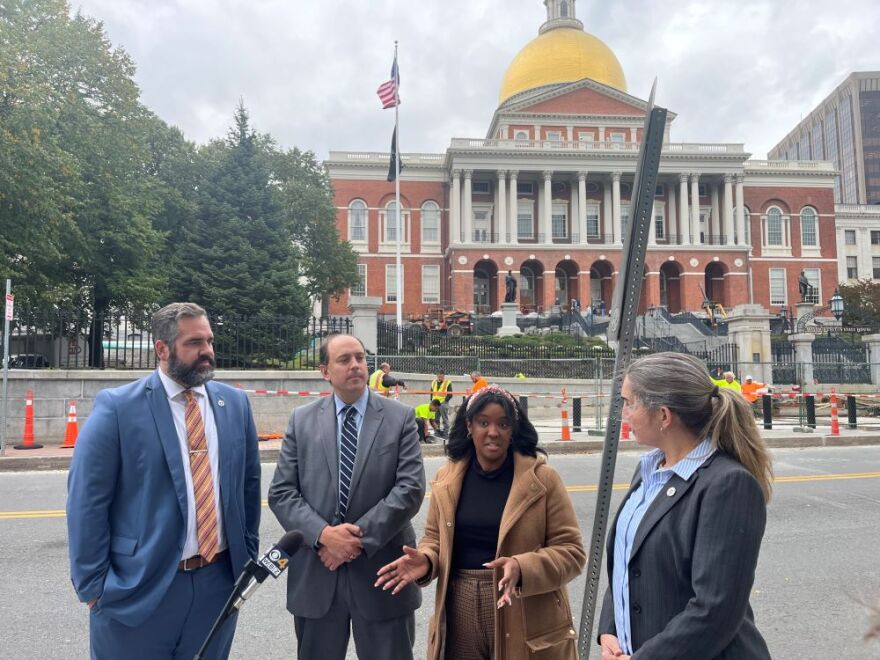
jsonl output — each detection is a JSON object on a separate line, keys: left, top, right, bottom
{"left": 168, "top": 348, "right": 215, "bottom": 388}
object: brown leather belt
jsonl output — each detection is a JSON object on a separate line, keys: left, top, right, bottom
{"left": 178, "top": 549, "right": 228, "bottom": 572}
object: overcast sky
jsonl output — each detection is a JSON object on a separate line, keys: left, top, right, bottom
{"left": 71, "top": 0, "right": 878, "bottom": 160}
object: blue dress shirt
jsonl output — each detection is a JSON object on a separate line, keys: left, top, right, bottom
{"left": 612, "top": 438, "right": 715, "bottom": 654}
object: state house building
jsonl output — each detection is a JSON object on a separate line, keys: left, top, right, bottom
{"left": 326, "top": 0, "right": 839, "bottom": 320}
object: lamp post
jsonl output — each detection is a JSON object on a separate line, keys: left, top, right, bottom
{"left": 830, "top": 288, "right": 844, "bottom": 321}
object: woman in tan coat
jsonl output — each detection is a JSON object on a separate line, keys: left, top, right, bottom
{"left": 376, "top": 385, "right": 585, "bottom": 659}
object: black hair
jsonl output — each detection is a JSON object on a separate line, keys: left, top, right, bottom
{"left": 318, "top": 334, "right": 366, "bottom": 367}
{"left": 446, "top": 389, "right": 543, "bottom": 461}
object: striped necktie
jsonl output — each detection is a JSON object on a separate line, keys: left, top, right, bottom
{"left": 338, "top": 405, "right": 359, "bottom": 521}
{"left": 184, "top": 389, "right": 219, "bottom": 561}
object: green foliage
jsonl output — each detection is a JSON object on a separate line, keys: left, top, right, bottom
{"left": 839, "top": 279, "right": 880, "bottom": 325}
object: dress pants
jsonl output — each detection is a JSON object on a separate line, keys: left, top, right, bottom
{"left": 446, "top": 569, "right": 496, "bottom": 660}
{"left": 89, "top": 553, "right": 238, "bottom": 660}
{"left": 294, "top": 564, "right": 415, "bottom": 660}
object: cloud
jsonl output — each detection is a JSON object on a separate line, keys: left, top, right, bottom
{"left": 72, "top": 0, "right": 879, "bottom": 159}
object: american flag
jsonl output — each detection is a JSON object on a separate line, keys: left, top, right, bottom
{"left": 376, "top": 54, "right": 400, "bottom": 109}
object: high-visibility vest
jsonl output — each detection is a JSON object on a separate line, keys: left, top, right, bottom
{"left": 414, "top": 403, "right": 436, "bottom": 421}
{"left": 431, "top": 379, "right": 451, "bottom": 403}
{"left": 370, "top": 369, "right": 390, "bottom": 393}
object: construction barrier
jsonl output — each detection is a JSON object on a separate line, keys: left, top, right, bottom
{"left": 560, "top": 388, "right": 571, "bottom": 441}
{"left": 61, "top": 400, "right": 79, "bottom": 449}
{"left": 14, "top": 389, "right": 43, "bottom": 450}
{"left": 829, "top": 389, "right": 840, "bottom": 436}
{"left": 621, "top": 420, "right": 630, "bottom": 441}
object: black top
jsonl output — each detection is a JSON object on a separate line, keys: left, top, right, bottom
{"left": 452, "top": 452, "right": 514, "bottom": 570}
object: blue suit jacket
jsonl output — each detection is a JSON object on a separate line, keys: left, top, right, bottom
{"left": 67, "top": 371, "right": 261, "bottom": 627}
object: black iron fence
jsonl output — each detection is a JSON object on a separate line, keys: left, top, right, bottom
{"left": 1, "top": 309, "right": 349, "bottom": 370}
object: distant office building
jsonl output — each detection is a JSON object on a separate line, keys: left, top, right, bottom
{"left": 769, "top": 71, "right": 880, "bottom": 205}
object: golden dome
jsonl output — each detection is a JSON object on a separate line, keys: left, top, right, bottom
{"left": 499, "top": 27, "right": 627, "bottom": 104}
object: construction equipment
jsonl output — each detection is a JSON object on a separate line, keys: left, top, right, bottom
{"left": 411, "top": 308, "right": 473, "bottom": 336}
{"left": 698, "top": 284, "right": 728, "bottom": 327}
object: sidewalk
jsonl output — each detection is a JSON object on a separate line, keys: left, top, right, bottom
{"left": 2, "top": 426, "right": 879, "bottom": 472}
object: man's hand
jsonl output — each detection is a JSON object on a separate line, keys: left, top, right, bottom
{"left": 317, "top": 523, "right": 363, "bottom": 570}
{"left": 599, "top": 634, "right": 629, "bottom": 659}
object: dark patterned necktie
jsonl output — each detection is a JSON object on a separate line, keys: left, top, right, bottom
{"left": 338, "top": 406, "right": 358, "bottom": 520}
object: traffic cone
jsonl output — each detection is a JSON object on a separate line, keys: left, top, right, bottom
{"left": 560, "top": 387, "right": 571, "bottom": 440}
{"left": 621, "top": 420, "right": 631, "bottom": 440}
{"left": 61, "top": 400, "right": 79, "bottom": 448}
{"left": 829, "top": 388, "right": 840, "bottom": 437}
{"left": 14, "top": 389, "right": 43, "bottom": 450}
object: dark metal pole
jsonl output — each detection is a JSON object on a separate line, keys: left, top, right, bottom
{"left": 762, "top": 394, "right": 773, "bottom": 430}
{"left": 572, "top": 398, "right": 582, "bottom": 433}
{"left": 805, "top": 395, "right": 816, "bottom": 429}
{"left": 847, "top": 395, "right": 857, "bottom": 429}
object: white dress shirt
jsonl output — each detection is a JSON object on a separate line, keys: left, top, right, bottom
{"left": 157, "top": 369, "right": 226, "bottom": 560}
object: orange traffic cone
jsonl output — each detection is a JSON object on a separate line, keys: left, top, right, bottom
{"left": 621, "top": 420, "right": 631, "bottom": 440}
{"left": 14, "top": 389, "right": 43, "bottom": 450}
{"left": 560, "top": 387, "right": 571, "bottom": 440}
{"left": 61, "top": 400, "right": 79, "bottom": 448}
{"left": 829, "top": 388, "right": 840, "bottom": 437}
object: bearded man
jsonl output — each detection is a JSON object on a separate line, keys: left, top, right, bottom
{"left": 67, "top": 302, "right": 261, "bottom": 659}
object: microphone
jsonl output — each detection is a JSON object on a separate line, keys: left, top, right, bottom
{"left": 194, "top": 530, "right": 303, "bottom": 660}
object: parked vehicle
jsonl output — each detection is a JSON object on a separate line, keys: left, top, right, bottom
{"left": 6, "top": 354, "right": 50, "bottom": 368}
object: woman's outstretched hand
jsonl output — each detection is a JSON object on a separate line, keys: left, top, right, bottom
{"left": 483, "top": 556, "right": 521, "bottom": 608}
{"left": 375, "top": 545, "right": 430, "bottom": 594}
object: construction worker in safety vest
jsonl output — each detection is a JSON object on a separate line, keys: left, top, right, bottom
{"left": 468, "top": 371, "right": 489, "bottom": 395}
{"left": 369, "top": 362, "right": 406, "bottom": 396}
{"left": 741, "top": 375, "right": 768, "bottom": 409}
{"left": 430, "top": 370, "right": 453, "bottom": 437}
{"left": 711, "top": 368, "right": 742, "bottom": 393}
{"left": 414, "top": 400, "right": 441, "bottom": 444}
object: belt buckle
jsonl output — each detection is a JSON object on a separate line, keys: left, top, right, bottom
{"left": 181, "top": 555, "right": 204, "bottom": 572}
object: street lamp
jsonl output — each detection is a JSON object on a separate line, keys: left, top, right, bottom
{"left": 829, "top": 288, "right": 844, "bottom": 321}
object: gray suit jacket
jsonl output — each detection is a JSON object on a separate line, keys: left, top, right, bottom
{"left": 598, "top": 452, "right": 771, "bottom": 659}
{"left": 268, "top": 390, "right": 425, "bottom": 620}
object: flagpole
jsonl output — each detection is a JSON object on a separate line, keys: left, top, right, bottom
{"left": 393, "top": 40, "right": 403, "bottom": 351}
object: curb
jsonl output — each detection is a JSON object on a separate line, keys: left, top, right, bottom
{"left": 1, "top": 434, "right": 879, "bottom": 473}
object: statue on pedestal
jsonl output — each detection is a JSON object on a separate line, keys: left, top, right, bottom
{"left": 798, "top": 270, "right": 815, "bottom": 302}
{"left": 504, "top": 270, "right": 517, "bottom": 303}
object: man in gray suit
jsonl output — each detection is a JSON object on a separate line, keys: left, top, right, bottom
{"left": 268, "top": 334, "right": 425, "bottom": 660}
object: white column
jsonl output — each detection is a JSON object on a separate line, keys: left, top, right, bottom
{"left": 612, "top": 171, "right": 622, "bottom": 245}
{"left": 735, "top": 175, "right": 746, "bottom": 246}
{"left": 603, "top": 178, "right": 612, "bottom": 243}
{"left": 451, "top": 169, "right": 461, "bottom": 244}
{"left": 463, "top": 169, "right": 473, "bottom": 244}
{"left": 543, "top": 170, "right": 553, "bottom": 244}
{"left": 508, "top": 170, "right": 518, "bottom": 244}
{"left": 578, "top": 171, "right": 588, "bottom": 243}
{"left": 668, "top": 182, "right": 677, "bottom": 244}
{"left": 710, "top": 183, "right": 719, "bottom": 244}
{"left": 690, "top": 173, "right": 700, "bottom": 245}
{"left": 569, "top": 179, "right": 578, "bottom": 241}
{"left": 598, "top": 126, "right": 606, "bottom": 143}
{"left": 679, "top": 173, "right": 690, "bottom": 245}
{"left": 723, "top": 174, "right": 735, "bottom": 246}
{"left": 497, "top": 170, "right": 507, "bottom": 244}
{"left": 630, "top": 127, "right": 638, "bottom": 143}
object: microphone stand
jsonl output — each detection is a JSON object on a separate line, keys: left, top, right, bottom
{"left": 193, "top": 560, "right": 263, "bottom": 660}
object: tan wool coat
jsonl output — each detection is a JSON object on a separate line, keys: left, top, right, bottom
{"left": 417, "top": 452, "right": 586, "bottom": 660}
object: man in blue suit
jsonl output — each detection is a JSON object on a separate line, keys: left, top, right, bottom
{"left": 67, "top": 302, "right": 261, "bottom": 659}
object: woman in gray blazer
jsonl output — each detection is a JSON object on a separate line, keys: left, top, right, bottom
{"left": 598, "top": 352, "right": 773, "bottom": 659}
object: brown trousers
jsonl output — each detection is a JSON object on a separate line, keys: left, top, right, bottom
{"left": 446, "top": 569, "right": 496, "bottom": 660}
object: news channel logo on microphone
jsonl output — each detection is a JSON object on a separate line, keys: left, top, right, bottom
{"left": 258, "top": 547, "right": 290, "bottom": 578}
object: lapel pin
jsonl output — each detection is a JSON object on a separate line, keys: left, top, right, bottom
{"left": 666, "top": 486, "right": 676, "bottom": 497}
{"left": 217, "top": 399, "right": 225, "bottom": 407}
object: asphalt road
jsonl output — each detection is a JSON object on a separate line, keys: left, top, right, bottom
{"left": 1, "top": 446, "right": 878, "bottom": 659}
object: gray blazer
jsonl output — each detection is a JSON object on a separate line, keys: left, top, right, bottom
{"left": 598, "top": 452, "right": 771, "bottom": 659}
{"left": 268, "top": 391, "right": 425, "bottom": 621}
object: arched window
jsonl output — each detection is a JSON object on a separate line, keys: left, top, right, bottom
{"left": 560, "top": 1, "right": 569, "bottom": 18}
{"left": 800, "top": 207, "right": 818, "bottom": 247}
{"left": 348, "top": 200, "right": 367, "bottom": 242}
{"left": 421, "top": 201, "right": 440, "bottom": 244}
{"left": 767, "top": 207, "right": 783, "bottom": 246}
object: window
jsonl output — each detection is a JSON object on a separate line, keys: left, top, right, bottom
{"left": 767, "top": 207, "right": 783, "bottom": 246}
{"left": 803, "top": 268, "right": 820, "bottom": 304}
{"left": 552, "top": 202, "right": 568, "bottom": 239}
{"left": 698, "top": 184, "right": 707, "bottom": 197}
{"left": 385, "top": 264, "right": 403, "bottom": 302}
{"left": 621, "top": 205, "right": 630, "bottom": 236}
{"left": 846, "top": 256, "right": 858, "bottom": 279}
{"left": 769, "top": 269, "right": 787, "bottom": 305}
{"left": 514, "top": 130, "right": 529, "bottom": 140}
{"left": 610, "top": 132, "right": 626, "bottom": 145}
{"left": 800, "top": 208, "right": 818, "bottom": 247}
{"left": 586, "top": 203, "right": 600, "bottom": 237}
{"left": 845, "top": 229, "right": 857, "bottom": 245}
{"left": 517, "top": 200, "right": 534, "bottom": 239}
{"left": 348, "top": 200, "right": 368, "bottom": 242}
{"left": 578, "top": 132, "right": 595, "bottom": 144}
{"left": 546, "top": 131, "right": 562, "bottom": 142}
{"left": 383, "top": 202, "right": 406, "bottom": 243}
{"left": 472, "top": 181, "right": 490, "bottom": 194}
{"left": 421, "top": 201, "right": 440, "bottom": 244}
{"left": 351, "top": 264, "right": 366, "bottom": 297}
{"left": 473, "top": 208, "right": 491, "bottom": 242}
{"left": 872, "top": 231, "right": 880, "bottom": 245}
{"left": 655, "top": 184, "right": 664, "bottom": 197}
{"left": 874, "top": 257, "right": 880, "bottom": 279}
{"left": 654, "top": 210, "right": 665, "bottom": 240}
{"left": 517, "top": 182, "right": 534, "bottom": 194}
{"left": 421, "top": 265, "right": 440, "bottom": 303}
